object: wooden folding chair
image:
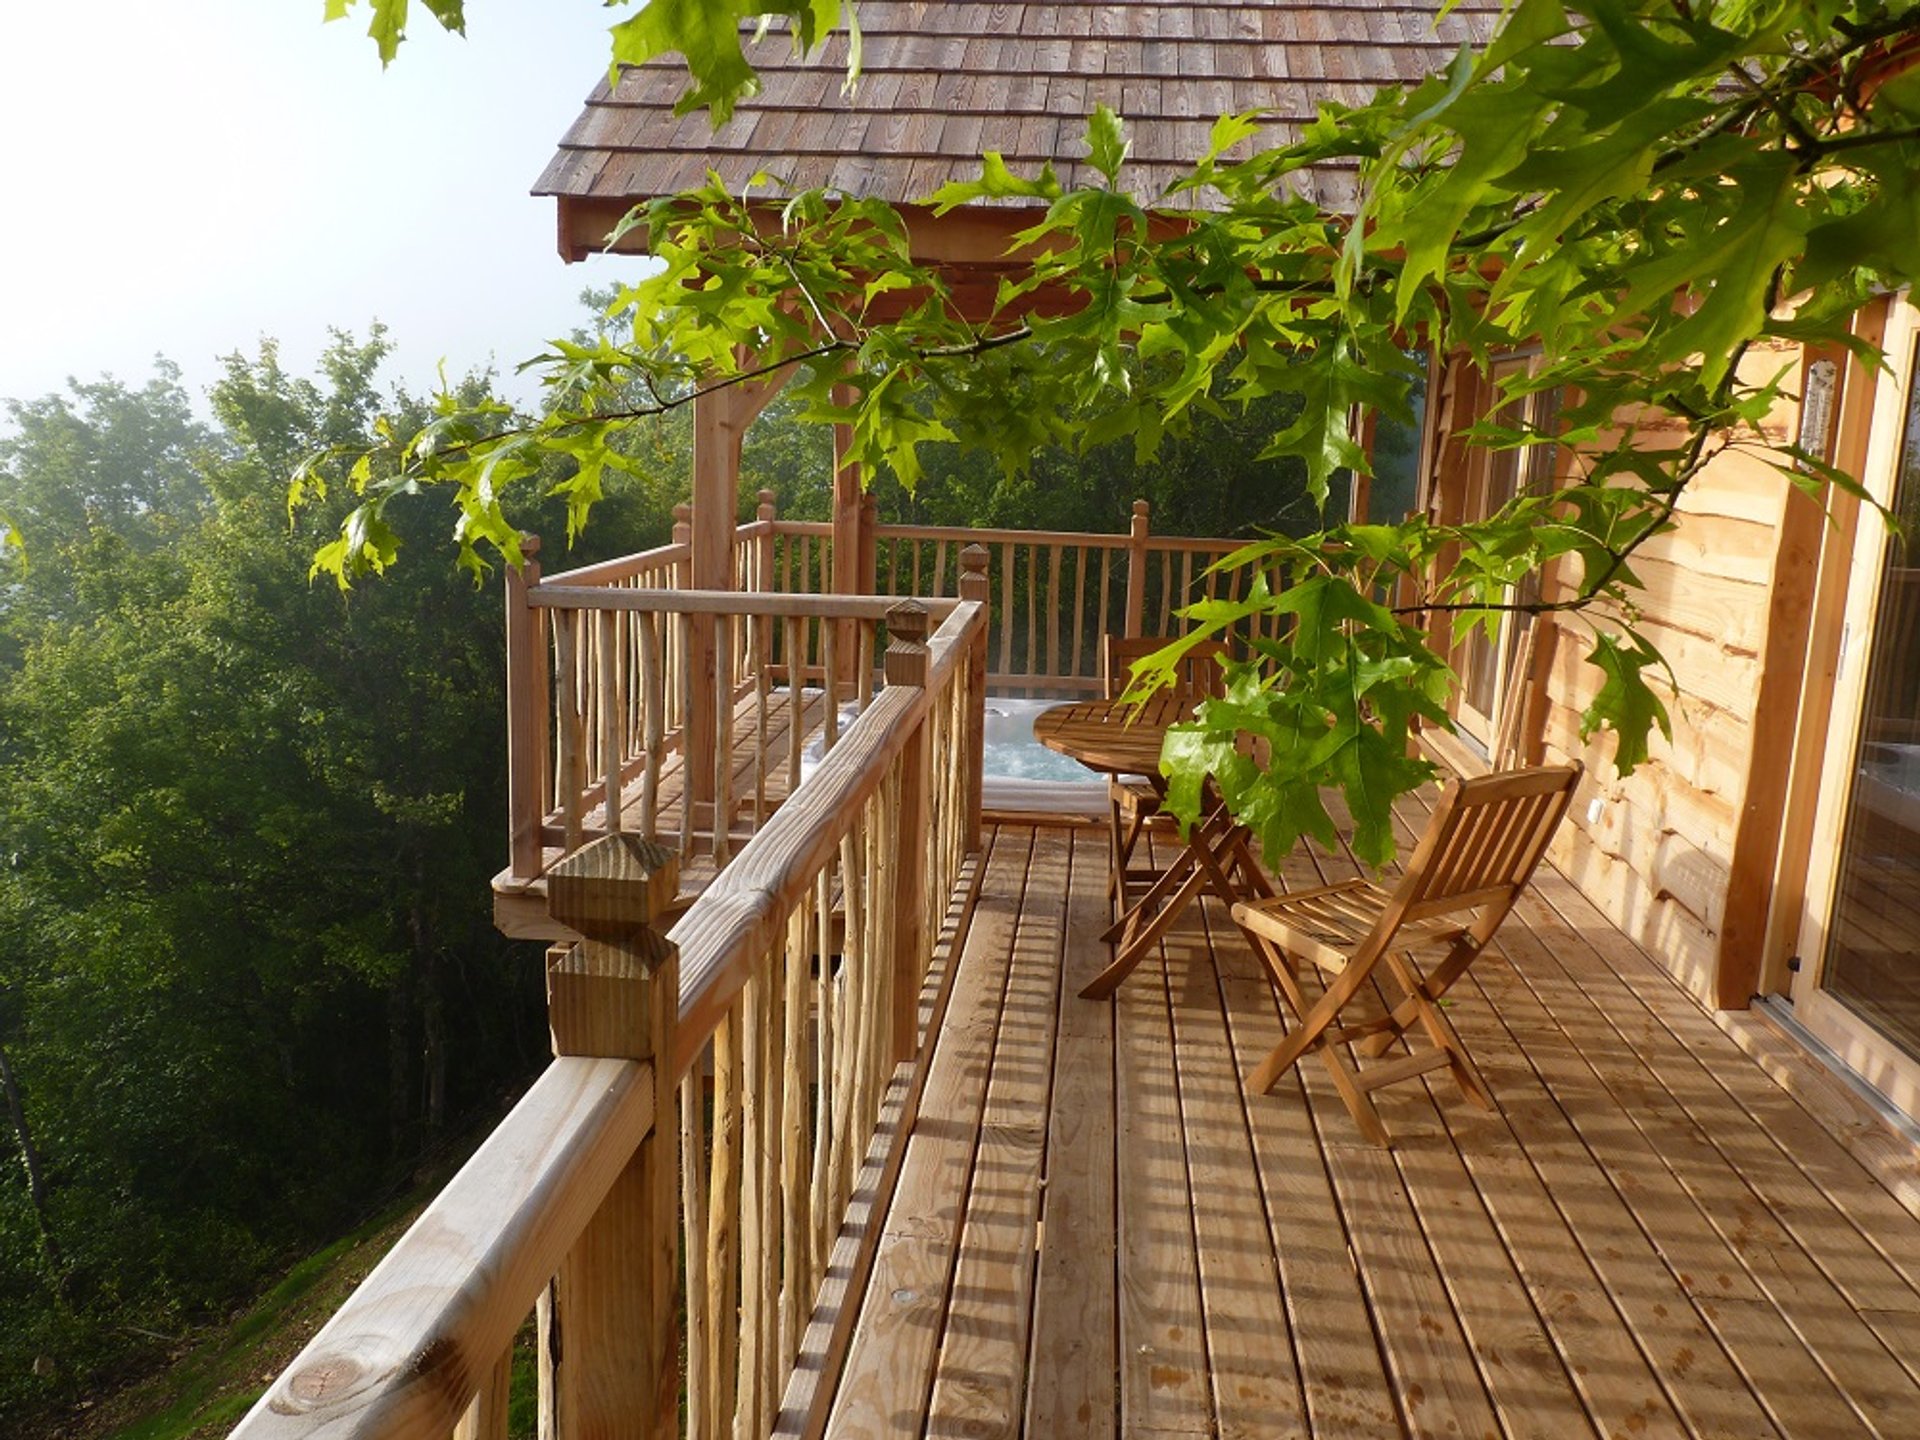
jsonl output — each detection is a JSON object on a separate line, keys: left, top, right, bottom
{"left": 1100, "top": 634, "right": 1230, "bottom": 918}
{"left": 1230, "top": 762, "right": 1582, "bottom": 1146}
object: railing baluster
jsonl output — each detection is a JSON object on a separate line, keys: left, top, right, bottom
{"left": 823, "top": 619, "right": 840, "bottom": 753}
{"left": 1071, "top": 543, "right": 1088, "bottom": 681}
{"left": 640, "top": 611, "right": 662, "bottom": 835}
{"left": 681, "top": 1070, "right": 709, "bottom": 1440}
{"left": 555, "top": 612, "right": 584, "bottom": 851}
{"left": 810, "top": 862, "right": 834, "bottom": 1278}
{"left": 785, "top": 616, "right": 805, "bottom": 798}
{"left": 679, "top": 613, "right": 695, "bottom": 857}
{"left": 999, "top": 541, "right": 1015, "bottom": 679}
{"left": 707, "top": 1004, "right": 740, "bottom": 1440}
{"left": 600, "top": 609, "right": 622, "bottom": 833}
{"left": 1025, "top": 544, "right": 1038, "bottom": 695}
{"left": 753, "top": 613, "right": 769, "bottom": 827}
{"left": 713, "top": 612, "right": 732, "bottom": 864}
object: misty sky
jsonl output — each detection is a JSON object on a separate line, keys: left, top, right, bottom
{"left": 0, "top": 2, "right": 640, "bottom": 415}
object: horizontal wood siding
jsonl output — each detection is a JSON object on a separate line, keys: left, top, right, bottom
{"left": 1536, "top": 342, "right": 1805, "bottom": 1007}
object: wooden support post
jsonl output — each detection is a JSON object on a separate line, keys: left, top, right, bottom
{"left": 830, "top": 388, "right": 867, "bottom": 694}
{"left": 539, "top": 834, "right": 680, "bottom": 1440}
{"left": 959, "top": 545, "right": 990, "bottom": 854}
{"left": 506, "top": 534, "right": 545, "bottom": 881}
{"left": 858, "top": 491, "right": 878, "bottom": 594}
{"left": 831, "top": 384, "right": 865, "bottom": 599}
{"left": 884, "top": 601, "right": 930, "bottom": 1064}
{"left": 1123, "top": 499, "right": 1150, "bottom": 638}
{"left": 672, "top": 504, "right": 693, "bottom": 574}
{"left": 689, "top": 390, "right": 745, "bottom": 816}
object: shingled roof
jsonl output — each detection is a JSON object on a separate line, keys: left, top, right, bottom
{"left": 536, "top": 0, "right": 1504, "bottom": 259}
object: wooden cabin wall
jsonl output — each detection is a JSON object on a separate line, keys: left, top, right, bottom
{"left": 1523, "top": 341, "right": 1808, "bottom": 1008}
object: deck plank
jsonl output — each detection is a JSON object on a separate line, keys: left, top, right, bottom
{"left": 1473, "top": 919, "right": 1883, "bottom": 1439}
{"left": 1494, "top": 892, "right": 1920, "bottom": 1436}
{"left": 1163, "top": 887, "right": 1307, "bottom": 1440}
{"left": 1528, "top": 870, "right": 1920, "bottom": 1307}
{"left": 923, "top": 828, "right": 1071, "bottom": 1439}
{"left": 824, "top": 828, "right": 1031, "bottom": 1440}
{"left": 1023, "top": 830, "right": 1119, "bottom": 1440}
{"left": 1113, "top": 834, "right": 1213, "bottom": 1435}
{"left": 814, "top": 815, "right": 1920, "bottom": 1440}
{"left": 1265, "top": 837, "right": 1506, "bottom": 1440}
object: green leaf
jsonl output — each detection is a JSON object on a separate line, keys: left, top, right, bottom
{"left": 1086, "top": 104, "right": 1130, "bottom": 185}
{"left": 611, "top": 0, "right": 762, "bottom": 126}
{"left": 929, "top": 153, "right": 1062, "bottom": 213}
{"left": 1579, "top": 631, "right": 1672, "bottom": 774}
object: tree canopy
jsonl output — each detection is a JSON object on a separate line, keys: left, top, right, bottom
{"left": 318, "top": 0, "right": 1920, "bottom": 863}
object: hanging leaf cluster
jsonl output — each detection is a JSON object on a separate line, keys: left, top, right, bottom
{"left": 309, "top": 0, "right": 1920, "bottom": 862}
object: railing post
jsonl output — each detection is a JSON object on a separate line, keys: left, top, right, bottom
{"left": 959, "top": 546, "right": 990, "bottom": 854}
{"left": 506, "top": 534, "right": 545, "bottom": 882}
{"left": 884, "top": 601, "right": 930, "bottom": 1064}
{"left": 754, "top": 489, "right": 777, "bottom": 593}
{"left": 1123, "top": 498, "right": 1150, "bottom": 637}
{"left": 540, "top": 834, "right": 681, "bottom": 1440}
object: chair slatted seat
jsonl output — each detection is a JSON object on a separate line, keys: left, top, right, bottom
{"left": 1231, "top": 762, "right": 1583, "bottom": 1146}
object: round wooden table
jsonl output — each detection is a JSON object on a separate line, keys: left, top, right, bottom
{"left": 1031, "top": 694, "right": 1187, "bottom": 780}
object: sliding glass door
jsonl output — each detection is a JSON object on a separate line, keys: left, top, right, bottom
{"left": 1794, "top": 299, "right": 1920, "bottom": 1115}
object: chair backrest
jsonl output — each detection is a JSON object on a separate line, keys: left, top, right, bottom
{"left": 1393, "top": 762, "right": 1583, "bottom": 928}
{"left": 1102, "top": 634, "right": 1232, "bottom": 703}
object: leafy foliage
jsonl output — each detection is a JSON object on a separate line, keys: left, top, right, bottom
{"left": 0, "top": 331, "right": 674, "bottom": 1425}
{"left": 320, "top": 0, "right": 1920, "bottom": 863}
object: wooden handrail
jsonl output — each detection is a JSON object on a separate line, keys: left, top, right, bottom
{"left": 542, "top": 540, "right": 692, "bottom": 589}
{"left": 529, "top": 586, "right": 962, "bottom": 621}
{"left": 230, "top": 1057, "right": 656, "bottom": 1440}
{"left": 667, "top": 601, "right": 984, "bottom": 1080}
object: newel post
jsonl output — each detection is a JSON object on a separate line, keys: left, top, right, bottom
{"left": 1123, "top": 499, "right": 1151, "bottom": 637}
{"left": 754, "top": 489, "right": 777, "bottom": 593}
{"left": 884, "top": 601, "right": 931, "bottom": 1064}
{"left": 958, "top": 545, "right": 990, "bottom": 854}
{"left": 540, "top": 834, "right": 681, "bottom": 1440}
{"left": 506, "top": 534, "right": 545, "bottom": 882}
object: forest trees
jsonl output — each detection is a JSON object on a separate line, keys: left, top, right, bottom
{"left": 322, "top": 0, "right": 1920, "bottom": 865}
{"left": 0, "top": 334, "right": 672, "bottom": 1420}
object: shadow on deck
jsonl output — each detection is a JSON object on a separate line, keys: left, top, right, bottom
{"left": 802, "top": 818, "right": 1920, "bottom": 1440}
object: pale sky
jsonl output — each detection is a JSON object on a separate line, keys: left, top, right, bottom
{"left": 0, "top": 2, "right": 638, "bottom": 415}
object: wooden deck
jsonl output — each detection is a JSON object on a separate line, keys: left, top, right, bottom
{"left": 811, "top": 817, "right": 1920, "bottom": 1440}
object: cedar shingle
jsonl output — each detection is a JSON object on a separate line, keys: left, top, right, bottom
{"left": 536, "top": 0, "right": 1503, "bottom": 216}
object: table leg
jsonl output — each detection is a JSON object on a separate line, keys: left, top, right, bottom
{"left": 1081, "top": 808, "right": 1260, "bottom": 1000}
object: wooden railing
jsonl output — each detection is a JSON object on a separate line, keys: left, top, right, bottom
{"left": 234, "top": 594, "right": 989, "bottom": 1440}
{"left": 503, "top": 520, "right": 966, "bottom": 887}
{"left": 503, "top": 497, "right": 1270, "bottom": 887}
{"left": 742, "top": 496, "right": 1284, "bottom": 694}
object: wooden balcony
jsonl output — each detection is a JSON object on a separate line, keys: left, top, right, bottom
{"left": 813, "top": 817, "right": 1920, "bottom": 1440}
{"left": 242, "top": 508, "right": 1920, "bottom": 1440}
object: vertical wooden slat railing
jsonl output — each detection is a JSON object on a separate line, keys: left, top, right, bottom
{"left": 530, "top": 593, "right": 912, "bottom": 873}
{"left": 504, "top": 516, "right": 927, "bottom": 883}
{"left": 826, "top": 500, "right": 1279, "bottom": 695}
{"left": 672, "top": 597, "right": 980, "bottom": 1440}
{"left": 502, "top": 500, "right": 1274, "bottom": 894}
{"left": 237, "top": 596, "right": 988, "bottom": 1440}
